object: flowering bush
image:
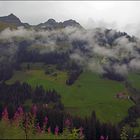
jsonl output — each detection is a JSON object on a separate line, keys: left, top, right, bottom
{"left": 0, "top": 105, "right": 86, "bottom": 139}
{"left": 2, "top": 107, "right": 9, "bottom": 122}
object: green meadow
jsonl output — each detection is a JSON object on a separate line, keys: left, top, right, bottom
{"left": 127, "top": 73, "right": 140, "bottom": 90}
{"left": 7, "top": 63, "right": 134, "bottom": 124}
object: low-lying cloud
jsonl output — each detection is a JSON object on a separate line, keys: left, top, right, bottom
{"left": 0, "top": 26, "right": 140, "bottom": 75}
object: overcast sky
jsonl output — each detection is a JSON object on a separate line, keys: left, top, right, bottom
{"left": 0, "top": 1, "right": 140, "bottom": 37}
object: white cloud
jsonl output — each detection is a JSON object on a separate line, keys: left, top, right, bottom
{"left": 1, "top": 26, "right": 140, "bottom": 75}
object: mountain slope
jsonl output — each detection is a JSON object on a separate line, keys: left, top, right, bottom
{"left": 0, "top": 13, "right": 30, "bottom": 28}
{"left": 37, "top": 18, "right": 82, "bottom": 30}
{"left": 0, "top": 14, "right": 83, "bottom": 31}
{"left": 0, "top": 13, "right": 22, "bottom": 26}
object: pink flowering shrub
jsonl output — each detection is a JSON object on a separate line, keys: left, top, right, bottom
{"left": 100, "top": 135, "right": 108, "bottom": 140}
{"left": 64, "top": 118, "right": 71, "bottom": 128}
{"left": 0, "top": 105, "right": 85, "bottom": 139}
{"left": 2, "top": 107, "right": 9, "bottom": 122}
{"left": 48, "top": 127, "right": 51, "bottom": 134}
{"left": 13, "top": 106, "right": 24, "bottom": 127}
{"left": 55, "top": 125, "right": 59, "bottom": 135}
{"left": 43, "top": 116, "right": 48, "bottom": 131}
{"left": 79, "top": 127, "right": 84, "bottom": 139}
{"left": 31, "top": 104, "right": 37, "bottom": 117}
{"left": 36, "top": 123, "right": 42, "bottom": 133}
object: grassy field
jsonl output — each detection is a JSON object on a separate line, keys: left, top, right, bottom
{"left": 7, "top": 63, "right": 134, "bottom": 124}
{"left": 127, "top": 73, "right": 140, "bottom": 90}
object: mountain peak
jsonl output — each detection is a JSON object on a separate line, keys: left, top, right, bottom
{"left": 8, "top": 13, "right": 16, "bottom": 17}
{"left": 37, "top": 18, "right": 82, "bottom": 30}
{"left": 0, "top": 14, "right": 82, "bottom": 29}
{"left": 63, "top": 19, "right": 77, "bottom": 23}
{"left": 63, "top": 19, "right": 81, "bottom": 28}
{"left": 0, "top": 13, "right": 22, "bottom": 26}
{"left": 47, "top": 18, "right": 56, "bottom": 24}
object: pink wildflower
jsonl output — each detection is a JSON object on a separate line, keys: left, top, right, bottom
{"left": 44, "top": 116, "right": 48, "bottom": 126}
{"left": 106, "top": 136, "right": 108, "bottom": 140}
{"left": 55, "top": 126, "right": 59, "bottom": 135}
{"left": 79, "top": 127, "right": 84, "bottom": 138}
{"left": 24, "top": 113, "right": 30, "bottom": 130}
{"left": 13, "top": 111, "right": 20, "bottom": 126}
{"left": 100, "top": 135, "right": 105, "bottom": 140}
{"left": 48, "top": 127, "right": 51, "bottom": 134}
{"left": 43, "top": 116, "right": 48, "bottom": 131}
{"left": 13, "top": 107, "right": 24, "bottom": 126}
{"left": 36, "top": 123, "right": 41, "bottom": 133}
{"left": 2, "top": 107, "right": 9, "bottom": 122}
{"left": 65, "top": 118, "right": 71, "bottom": 127}
{"left": 17, "top": 106, "right": 24, "bottom": 116}
{"left": 31, "top": 105, "right": 37, "bottom": 117}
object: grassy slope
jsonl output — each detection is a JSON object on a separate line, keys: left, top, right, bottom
{"left": 7, "top": 65, "right": 133, "bottom": 124}
{"left": 127, "top": 73, "right": 140, "bottom": 89}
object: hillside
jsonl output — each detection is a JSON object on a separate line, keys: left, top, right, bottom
{"left": 0, "top": 13, "right": 140, "bottom": 139}
{"left": 6, "top": 63, "right": 133, "bottom": 123}
{"left": 0, "top": 14, "right": 30, "bottom": 28}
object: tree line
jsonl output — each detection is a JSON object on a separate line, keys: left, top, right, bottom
{"left": 0, "top": 81, "right": 63, "bottom": 119}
